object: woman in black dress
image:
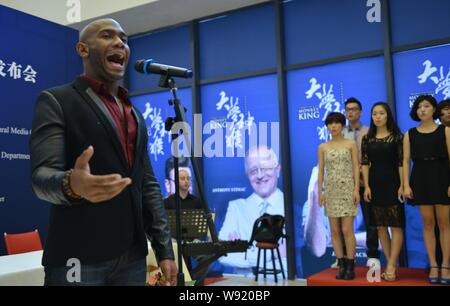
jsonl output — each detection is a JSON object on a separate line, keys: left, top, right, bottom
{"left": 362, "top": 102, "right": 404, "bottom": 281}
{"left": 403, "top": 95, "right": 450, "bottom": 285}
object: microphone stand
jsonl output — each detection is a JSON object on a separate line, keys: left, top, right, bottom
{"left": 160, "top": 73, "right": 217, "bottom": 287}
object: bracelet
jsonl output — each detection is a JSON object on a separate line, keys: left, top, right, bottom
{"left": 62, "top": 169, "right": 83, "bottom": 200}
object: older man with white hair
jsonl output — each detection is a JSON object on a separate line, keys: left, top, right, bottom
{"left": 218, "top": 145, "right": 285, "bottom": 274}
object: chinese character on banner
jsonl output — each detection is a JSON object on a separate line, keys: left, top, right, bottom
{"left": 216, "top": 91, "right": 255, "bottom": 150}
{"left": 305, "top": 78, "right": 321, "bottom": 99}
{"left": 317, "top": 125, "right": 331, "bottom": 142}
{"left": 317, "top": 84, "right": 339, "bottom": 121}
{"left": 0, "top": 60, "right": 38, "bottom": 83}
{"left": 305, "top": 78, "right": 341, "bottom": 121}
{"left": 7, "top": 62, "right": 22, "bottom": 80}
{"left": 143, "top": 102, "right": 168, "bottom": 161}
{"left": 418, "top": 60, "right": 450, "bottom": 99}
{"left": 305, "top": 77, "right": 342, "bottom": 141}
{"left": 23, "top": 65, "right": 37, "bottom": 83}
{"left": 0, "top": 60, "right": 6, "bottom": 77}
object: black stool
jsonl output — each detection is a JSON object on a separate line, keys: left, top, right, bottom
{"left": 254, "top": 242, "right": 286, "bottom": 283}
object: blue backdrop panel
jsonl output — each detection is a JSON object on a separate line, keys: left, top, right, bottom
{"left": 201, "top": 74, "right": 282, "bottom": 274}
{"left": 130, "top": 88, "right": 193, "bottom": 197}
{"left": 128, "top": 26, "right": 192, "bottom": 93}
{"left": 199, "top": 4, "right": 276, "bottom": 80}
{"left": 287, "top": 56, "right": 387, "bottom": 277}
{"left": 0, "top": 5, "right": 81, "bottom": 255}
{"left": 201, "top": 74, "right": 281, "bottom": 230}
{"left": 393, "top": 43, "right": 450, "bottom": 268}
{"left": 390, "top": 0, "right": 450, "bottom": 48}
{"left": 283, "top": 0, "right": 383, "bottom": 66}
{"left": 393, "top": 44, "right": 450, "bottom": 131}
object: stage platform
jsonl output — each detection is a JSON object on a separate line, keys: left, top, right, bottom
{"left": 307, "top": 267, "right": 443, "bottom": 286}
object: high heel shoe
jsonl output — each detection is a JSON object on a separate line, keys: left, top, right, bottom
{"left": 428, "top": 266, "right": 440, "bottom": 285}
{"left": 381, "top": 268, "right": 397, "bottom": 282}
{"left": 440, "top": 266, "right": 450, "bottom": 285}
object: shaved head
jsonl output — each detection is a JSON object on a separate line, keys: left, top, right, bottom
{"left": 79, "top": 18, "right": 122, "bottom": 43}
{"left": 76, "top": 18, "right": 130, "bottom": 85}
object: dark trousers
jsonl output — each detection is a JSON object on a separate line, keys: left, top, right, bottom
{"left": 360, "top": 188, "right": 380, "bottom": 259}
{"left": 44, "top": 247, "right": 147, "bottom": 286}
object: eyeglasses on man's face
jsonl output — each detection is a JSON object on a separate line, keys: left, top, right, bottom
{"left": 345, "top": 107, "right": 361, "bottom": 113}
{"left": 248, "top": 166, "right": 277, "bottom": 177}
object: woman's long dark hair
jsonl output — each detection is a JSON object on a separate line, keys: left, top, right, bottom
{"left": 367, "top": 102, "right": 402, "bottom": 139}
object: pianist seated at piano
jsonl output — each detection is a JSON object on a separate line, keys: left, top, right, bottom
{"left": 164, "top": 168, "right": 210, "bottom": 285}
{"left": 164, "top": 169, "right": 201, "bottom": 210}
{"left": 164, "top": 156, "right": 193, "bottom": 198}
{"left": 218, "top": 145, "right": 287, "bottom": 276}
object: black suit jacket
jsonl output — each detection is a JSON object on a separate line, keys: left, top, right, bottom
{"left": 30, "top": 77, "right": 174, "bottom": 267}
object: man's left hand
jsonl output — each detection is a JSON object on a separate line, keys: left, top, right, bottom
{"left": 159, "top": 259, "right": 177, "bottom": 286}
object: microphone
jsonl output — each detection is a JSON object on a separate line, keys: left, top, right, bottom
{"left": 134, "top": 59, "right": 193, "bottom": 78}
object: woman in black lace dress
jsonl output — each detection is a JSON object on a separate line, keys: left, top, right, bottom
{"left": 362, "top": 102, "right": 404, "bottom": 281}
{"left": 403, "top": 95, "right": 450, "bottom": 285}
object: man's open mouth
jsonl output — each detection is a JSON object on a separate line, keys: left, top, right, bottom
{"left": 106, "top": 53, "right": 125, "bottom": 70}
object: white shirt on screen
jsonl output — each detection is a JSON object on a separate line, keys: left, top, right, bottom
{"left": 218, "top": 188, "right": 285, "bottom": 269}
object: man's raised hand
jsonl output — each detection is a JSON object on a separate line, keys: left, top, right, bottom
{"left": 69, "top": 146, "right": 132, "bottom": 203}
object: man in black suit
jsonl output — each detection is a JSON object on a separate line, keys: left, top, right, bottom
{"left": 30, "top": 18, "right": 177, "bottom": 286}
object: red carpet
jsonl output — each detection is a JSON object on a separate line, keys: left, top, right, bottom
{"left": 204, "top": 277, "right": 226, "bottom": 285}
{"left": 307, "top": 267, "right": 442, "bottom": 286}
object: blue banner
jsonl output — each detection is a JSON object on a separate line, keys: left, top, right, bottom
{"left": 287, "top": 56, "right": 387, "bottom": 277}
{"left": 393, "top": 43, "right": 450, "bottom": 268}
{"left": 0, "top": 5, "right": 80, "bottom": 255}
{"left": 130, "top": 88, "right": 193, "bottom": 197}
{"left": 200, "top": 74, "right": 285, "bottom": 276}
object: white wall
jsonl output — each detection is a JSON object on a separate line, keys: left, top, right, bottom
{"left": 0, "top": 0, "right": 158, "bottom": 25}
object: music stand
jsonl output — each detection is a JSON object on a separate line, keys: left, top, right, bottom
{"left": 167, "top": 209, "right": 208, "bottom": 241}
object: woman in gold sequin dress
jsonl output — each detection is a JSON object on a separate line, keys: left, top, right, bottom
{"left": 318, "top": 112, "right": 360, "bottom": 280}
